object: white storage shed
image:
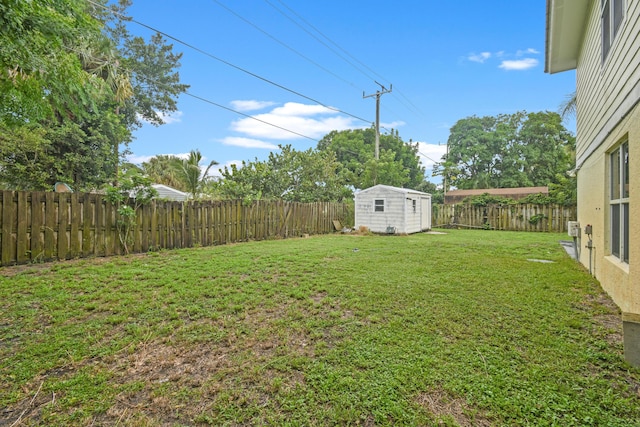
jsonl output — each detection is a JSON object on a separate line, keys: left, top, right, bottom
{"left": 152, "top": 184, "right": 189, "bottom": 202}
{"left": 354, "top": 184, "right": 432, "bottom": 234}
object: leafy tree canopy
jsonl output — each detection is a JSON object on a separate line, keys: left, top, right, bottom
{"left": 434, "top": 111, "right": 575, "bottom": 192}
{"left": 0, "top": 0, "right": 188, "bottom": 191}
{"left": 215, "top": 145, "right": 350, "bottom": 203}
{"left": 317, "top": 127, "right": 431, "bottom": 191}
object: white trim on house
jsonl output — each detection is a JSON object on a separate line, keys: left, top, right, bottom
{"left": 545, "top": 0, "right": 591, "bottom": 74}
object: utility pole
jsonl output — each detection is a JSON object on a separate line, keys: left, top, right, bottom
{"left": 363, "top": 82, "right": 392, "bottom": 160}
{"left": 439, "top": 141, "right": 449, "bottom": 197}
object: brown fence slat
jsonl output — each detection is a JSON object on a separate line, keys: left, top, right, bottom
{"left": 1, "top": 190, "right": 349, "bottom": 266}
{"left": 57, "top": 194, "right": 69, "bottom": 260}
{"left": 69, "top": 193, "right": 80, "bottom": 258}
{"left": 30, "top": 192, "right": 44, "bottom": 261}
{"left": 432, "top": 203, "right": 576, "bottom": 232}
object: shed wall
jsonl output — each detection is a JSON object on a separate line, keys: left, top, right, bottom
{"left": 355, "top": 186, "right": 431, "bottom": 234}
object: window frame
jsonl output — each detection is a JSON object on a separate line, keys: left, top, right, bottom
{"left": 374, "top": 199, "right": 385, "bottom": 213}
{"left": 609, "top": 141, "right": 629, "bottom": 264}
{"left": 601, "top": 0, "right": 625, "bottom": 63}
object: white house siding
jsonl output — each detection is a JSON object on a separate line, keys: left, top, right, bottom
{"left": 576, "top": 0, "right": 640, "bottom": 168}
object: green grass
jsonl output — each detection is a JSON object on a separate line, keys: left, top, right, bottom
{"left": 1, "top": 230, "right": 638, "bottom": 426}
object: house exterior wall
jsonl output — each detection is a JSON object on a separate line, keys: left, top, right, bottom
{"left": 575, "top": 0, "right": 640, "bottom": 169}
{"left": 577, "top": 103, "right": 639, "bottom": 313}
{"left": 569, "top": 0, "right": 640, "bottom": 365}
{"left": 354, "top": 185, "right": 431, "bottom": 234}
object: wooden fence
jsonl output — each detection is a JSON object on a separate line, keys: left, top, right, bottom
{"left": 432, "top": 203, "right": 577, "bottom": 233}
{"left": 0, "top": 191, "right": 352, "bottom": 266}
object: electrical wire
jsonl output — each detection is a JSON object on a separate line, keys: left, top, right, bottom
{"left": 211, "top": 0, "right": 361, "bottom": 91}
{"left": 274, "top": 0, "right": 426, "bottom": 119}
{"left": 184, "top": 91, "right": 317, "bottom": 141}
{"left": 63, "top": 44, "right": 320, "bottom": 142}
{"left": 86, "top": 0, "right": 372, "bottom": 125}
{"left": 264, "top": 0, "right": 376, "bottom": 83}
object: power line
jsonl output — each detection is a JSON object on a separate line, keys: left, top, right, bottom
{"left": 184, "top": 92, "right": 318, "bottom": 141}
{"left": 63, "top": 44, "right": 320, "bottom": 142}
{"left": 211, "top": 0, "right": 361, "bottom": 91}
{"left": 264, "top": 0, "right": 377, "bottom": 82}
{"left": 86, "top": 0, "right": 371, "bottom": 125}
{"left": 272, "top": 0, "right": 426, "bottom": 120}
{"left": 275, "top": 0, "right": 386, "bottom": 85}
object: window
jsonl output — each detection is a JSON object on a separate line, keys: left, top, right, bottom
{"left": 602, "top": 0, "right": 625, "bottom": 62}
{"left": 412, "top": 199, "right": 417, "bottom": 213}
{"left": 374, "top": 199, "right": 384, "bottom": 212}
{"left": 610, "top": 141, "right": 629, "bottom": 263}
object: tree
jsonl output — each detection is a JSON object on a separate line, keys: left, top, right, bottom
{"left": 180, "top": 150, "right": 219, "bottom": 198}
{"left": 0, "top": 0, "right": 105, "bottom": 126}
{"left": 104, "top": 173, "right": 157, "bottom": 254}
{"left": 0, "top": 0, "right": 188, "bottom": 190}
{"left": 434, "top": 111, "right": 575, "bottom": 191}
{"left": 317, "top": 127, "right": 427, "bottom": 190}
{"left": 141, "top": 155, "right": 186, "bottom": 190}
{"left": 216, "top": 145, "right": 349, "bottom": 202}
{"left": 559, "top": 91, "right": 577, "bottom": 121}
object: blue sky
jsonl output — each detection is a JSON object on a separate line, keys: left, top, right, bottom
{"left": 124, "top": 0, "right": 576, "bottom": 184}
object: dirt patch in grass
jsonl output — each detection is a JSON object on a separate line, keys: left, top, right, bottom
{"left": 582, "top": 292, "right": 623, "bottom": 345}
{"left": 415, "top": 388, "right": 493, "bottom": 426}
{"left": 101, "top": 303, "right": 319, "bottom": 424}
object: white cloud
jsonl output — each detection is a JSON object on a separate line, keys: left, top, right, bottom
{"left": 230, "top": 102, "right": 360, "bottom": 140}
{"left": 416, "top": 142, "right": 448, "bottom": 169}
{"left": 211, "top": 160, "right": 243, "bottom": 178}
{"left": 220, "top": 136, "right": 279, "bottom": 150}
{"left": 269, "top": 102, "right": 337, "bottom": 117}
{"left": 468, "top": 52, "right": 491, "bottom": 63}
{"left": 136, "top": 110, "right": 184, "bottom": 125}
{"left": 126, "top": 154, "right": 154, "bottom": 164}
{"left": 381, "top": 120, "right": 406, "bottom": 129}
{"left": 516, "top": 48, "right": 540, "bottom": 56}
{"left": 499, "top": 58, "right": 539, "bottom": 70}
{"left": 230, "top": 100, "right": 276, "bottom": 112}
{"left": 159, "top": 110, "right": 183, "bottom": 124}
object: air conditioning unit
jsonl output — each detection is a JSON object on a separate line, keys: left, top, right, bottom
{"left": 568, "top": 221, "right": 580, "bottom": 237}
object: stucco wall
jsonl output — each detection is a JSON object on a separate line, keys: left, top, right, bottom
{"left": 577, "top": 103, "right": 640, "bottom": 314}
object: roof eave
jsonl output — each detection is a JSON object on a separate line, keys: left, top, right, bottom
{"left": 545, "top": 0, "right": 590, "bottom": 74}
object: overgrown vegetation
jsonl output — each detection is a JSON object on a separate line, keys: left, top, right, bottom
{"left": 104, "top": 174, "right": 157, "bottom": 254}
{"left": 1, "top": 230, "right": 637, "bottom": 425}
{"left": 462, "top": 191, "right": 574, "bottom": 207}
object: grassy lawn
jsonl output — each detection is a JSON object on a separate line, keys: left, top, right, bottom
{"left": 1, "top": 229, "right": 639, "bottom": 426}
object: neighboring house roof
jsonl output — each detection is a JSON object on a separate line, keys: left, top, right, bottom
{"left": 545, "top": 0, "right": 590, "bottom": 73}
{"left": 445, "top": 187, "right": 549, "bottom": 204}
{"left": 355, "top": 184, "right": 431, "bottom": 197}
{"left": 152, "top": 184, "right": 189, "bottom": 201}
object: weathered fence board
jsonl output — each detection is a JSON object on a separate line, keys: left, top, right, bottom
{"left": 432, "top": 203, "right": 576, "bottom": 232}
{"left": 0, "top": 191, "right": 351, "bottom": 266}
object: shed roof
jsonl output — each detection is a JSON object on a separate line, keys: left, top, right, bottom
{"left": 152, "top": 184, "right": 189, "bottom": 201}
{"left": 355, "top": 184, "right": 431, "bottom": 197}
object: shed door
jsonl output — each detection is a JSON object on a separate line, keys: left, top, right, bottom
{"left": 420, "top": 197, "right": 431, "bottom": 230}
